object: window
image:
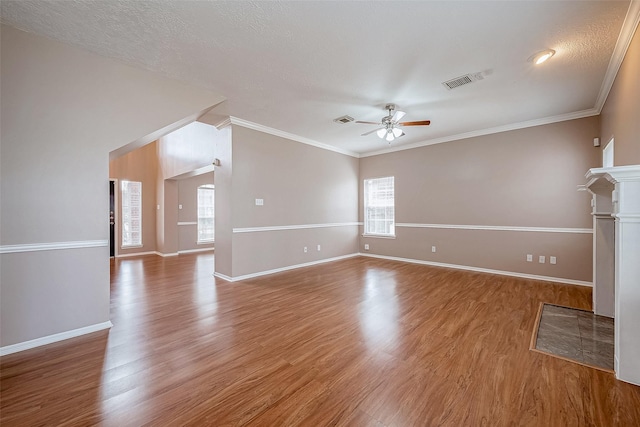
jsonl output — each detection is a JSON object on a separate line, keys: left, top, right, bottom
{"left": 603, "top": 139, "right": 614, "bottom": 168}
{"left": 121, "top": 180, "right": 142, "bottom": 247}
{"left": 197, "top": 184, "right": 215, "bottom": 243}
{"left": 364, "top": 176, "right": 395, "bottom": 236}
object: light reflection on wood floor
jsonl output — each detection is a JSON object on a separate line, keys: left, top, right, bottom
{"left": 1, "top": 253, "right": 639, "bottom": 425}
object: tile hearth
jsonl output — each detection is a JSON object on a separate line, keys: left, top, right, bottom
{"left": 534, "top": 303, "right": 614, "bottom": 371}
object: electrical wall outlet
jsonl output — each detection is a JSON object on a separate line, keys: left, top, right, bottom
{"left": 364, "top": 244, "right": 369, "bottom": 251}
{"left": 526, "top": 254, "right": 533, "bottom": 262}
{"left": 432, "top": 246, "right": 436, "bottom": 253}
{"left": 317, "top": 244, "right": 321, "bottom": 251}
{"left": 178, "top": 204, "right": 183, "bottom": 209}
{"left": 539, "top": 255, "right": 545, "bottom": 264}
{"left": 303, "top": 246, "right": 307, "bottom": 253}
{"left": 255, "top": 198, "right": 264, "bottom": 206}
{"left": 550, "top": 256, "right": 557, "bottom": 265}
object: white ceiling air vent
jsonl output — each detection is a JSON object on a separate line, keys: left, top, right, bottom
{"left": 442, "top": 72, "right": 484, "bottom": 90}
{"left": 333, "top": 115, "right": 355, "bottom": 124}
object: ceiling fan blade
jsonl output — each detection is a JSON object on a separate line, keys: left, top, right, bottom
{"left": 392, "top": 110, "right": 406, "bottom": 122}
{"left": 398, "top": 120, "right": 431, "bottom": 126}
{"left": 355, "top": 121, "right": 381, "bottom": 125}
{"left": 361, "top": 127, "right": 384, "bottom": 136}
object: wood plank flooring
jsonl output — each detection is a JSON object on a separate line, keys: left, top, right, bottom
{"left": 1, "top": 253, "right": 639, "bottom": 426}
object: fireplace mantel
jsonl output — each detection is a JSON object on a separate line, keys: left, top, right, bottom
{"left": 585, "top": 164, "right": 640, "bottom": 386}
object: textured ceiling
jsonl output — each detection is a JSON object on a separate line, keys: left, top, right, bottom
{"left": 0, "top": 1, "right": 635, "bottom": 156}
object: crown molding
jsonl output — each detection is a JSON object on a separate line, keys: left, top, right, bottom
{"left": 215, "top": 117, "right": 232, "bottom": 129}
{"left": 228, "top": 116, "right": 360, "bottom": 158}
{"left": 594, "top": 0, "right": 640, "bottom": 113}
{"left": 360, "top": 108, "right": 600, "bottom": 158}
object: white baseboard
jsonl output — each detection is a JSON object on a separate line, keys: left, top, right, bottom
{"left": 359, "top": 253, "right": 593, "bottom": 287}
{"left": 213, "top": 272, "right": 233, "bottom": 281}
{"left": 178, "top": 248, "right": 214, "bottom": 255}
{"left": 0, "top": 321, "right": 113, "bottom": 356}
{"left": 155, "top": 251, "right": 179, "bottom": 257}
{"left": 214, "top": 253, "right": 360, "bottom": 282}
{"left": 115, "top": 251, "right": 157, "bottom": 258}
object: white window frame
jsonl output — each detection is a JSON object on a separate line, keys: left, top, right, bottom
{"left": 363, "top": 176, "right": 395, "bottom": 238}
{"left": 197, "top": 184, "right": 215, "bottom": 244}
{"left": 121, "top": 180, "right": 142, "bottom": 248}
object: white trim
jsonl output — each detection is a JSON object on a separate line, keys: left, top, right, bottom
{"left": 362, "top": 234, "right": 397, "bottom": 239}
{"left": 595, "top": 0, "right": 640, "bottom": 112}
{"left": 360, "top": 108, "right": 599, "bottom": 157}
{"left": 0, "top": 240, "right": 108, "bottom": 254}
{"left": 228, "top": 116, "right": 360, "bottom": 158}
{"left": 115, "top": 251, "right": 157, "bottom": 258}
{"left": 0, "top": 321, "right": 113, "bottom": 356}
{"left": 178, "top": 247, "right": 214, "bottom": 254}
{"left": 213, "top": 272, "right": 233, "bottom": 282}
{"left": 215, "top": 117, "right": 232, "bottom": 129}
{"left": 395, "top": 223, "right": 592, "bottom": 234}
{"left": 214, "top": 253, "right": 359, "bottom": 282}
{"left": 233, "top": 222, "right": 361, "bottom": 233}
{"left": 614, "top": 214, "right": 640, "bottom": 222}
{"left": 155, "top": 252, "right": 179, "bottom": 257}
{"left": 177, "top": 221, "right": 197, "bottom": 226}
{"left": 359, "top": 253, "right": 592, "bottom": 287}
{"left": 197, "top": 240, "right": 215, "bottom": 245}
{"left": 587, "top": 165, "right": 640, "bottom": 183}
{"left": 121, "top": 244, "right": 143, "bottom": 249}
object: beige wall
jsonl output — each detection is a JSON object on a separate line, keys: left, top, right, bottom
{"left": 600, "top": 25, "right": 640, "bottom": 166}
{"left": 359, "top": 117, "right": 601, "bottom": 282}
{"left": 213, "top": 127, "right": 234, "bottom": 277}
{"left": 216, "top": 126, "right": 360, "bottom": 278}
{"left": 109, "top": 141, "right": 158, "bottom": 255}
{"left": 178, "top": 172, "right": 215, "bottom": 252}
{"left": 0, "top": 25, "right": 223, "bottom": 348}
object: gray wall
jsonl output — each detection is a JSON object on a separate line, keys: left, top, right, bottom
{"left": 359, "top": 117, "right": 601, "bottom": 283}
{"left": 0, "top": 25, "right": 223, "bottom": 349}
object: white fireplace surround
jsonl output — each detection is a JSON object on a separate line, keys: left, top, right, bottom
{"left": 585, "top": 165, "right": 640, "bottom": 386}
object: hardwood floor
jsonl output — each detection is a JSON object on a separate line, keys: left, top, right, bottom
{"left": 1, "top": 253, "right": 639, "bottom": 426}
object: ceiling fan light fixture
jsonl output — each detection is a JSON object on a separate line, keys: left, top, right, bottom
{"left": 385, "top": 131, "right": 395, "bottom": 142}
{"left": 377, "top": 128, "right": 386, "bottom": 138}
{"left": 392, "top": 127, "right": 402, "bottom": 137}
{"left": 529, "top": 49, "right": 556, "bottom": 65}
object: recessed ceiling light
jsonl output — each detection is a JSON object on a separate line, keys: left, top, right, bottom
{"left": 529, "top": 49, "right": 556, "bottom": 65}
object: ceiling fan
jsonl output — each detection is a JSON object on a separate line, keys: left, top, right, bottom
{"left": 357, "top": 104, "right": 431, "bottom": 143}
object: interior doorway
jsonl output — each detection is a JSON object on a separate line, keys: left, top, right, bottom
{"left": 109, "top": 179, "right": 117, "bottom": 257}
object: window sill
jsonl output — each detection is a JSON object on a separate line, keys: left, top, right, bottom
{"left": 197, "top": 240, "right": 215, "bottom": 245}
{"left": 362, "top": 234, "right": 396, "bottom": 239}
{"left": 121, "top": 244, "right": 143, "bottom": 249}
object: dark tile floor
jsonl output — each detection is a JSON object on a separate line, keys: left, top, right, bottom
{"left": 535, "top": 303, "right": 614, "bottom": 370}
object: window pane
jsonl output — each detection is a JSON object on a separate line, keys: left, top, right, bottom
{"left": 121, "top": 180, "right": 142, "bottom": 246}
{"left": 197, "top": 185, "right": 215, "bottom": 243}
{"left": 364, "top": 177, "right": 395, "bottom": 236}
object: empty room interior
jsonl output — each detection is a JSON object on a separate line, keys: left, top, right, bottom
{"left": 1, "top": 1, "right": 640, "bottom": 425}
